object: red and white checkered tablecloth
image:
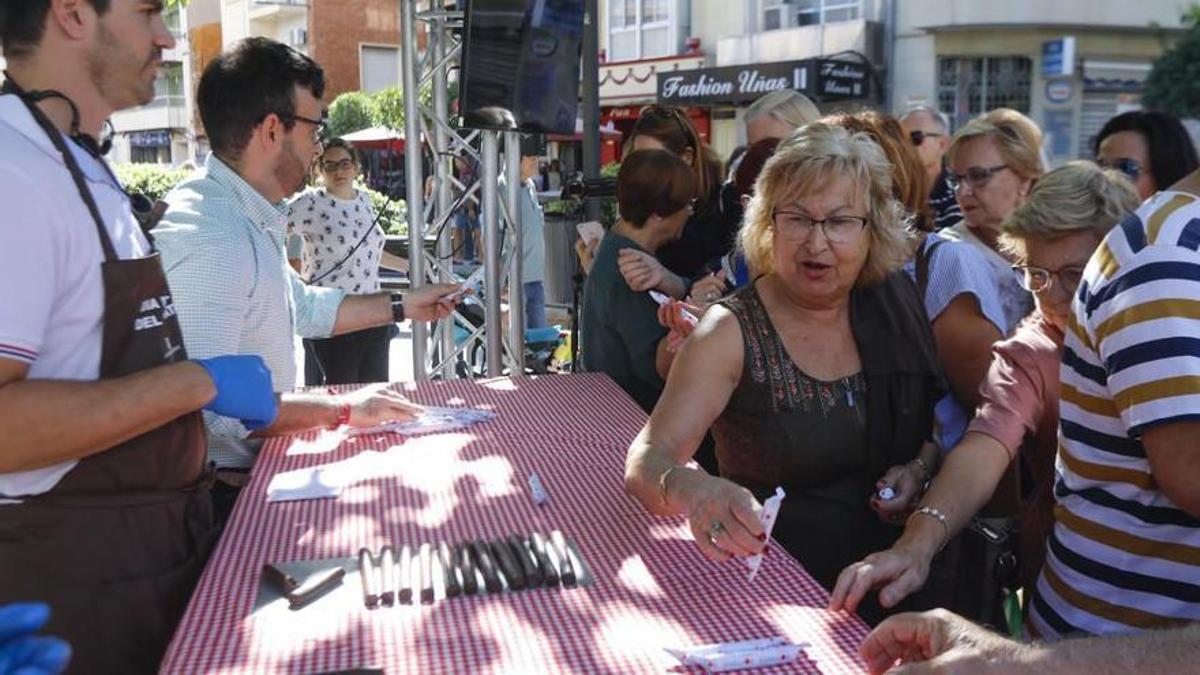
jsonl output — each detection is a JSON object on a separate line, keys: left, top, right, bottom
{"left": 161, "top": 373, "right": 870, "bottom": 674}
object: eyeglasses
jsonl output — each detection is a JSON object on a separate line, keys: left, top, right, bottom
{"left": 290, "top": 113, "right": 327, "bottom": 144}
{"left": 1098, "top": 157, "right": 1142, "bottom": 182}
{"left": 946, "top": 164, "right": 1009, "bottom": 193}
{"left": 909, "top": 130, "right": 944, "bottom": 147}
{"left": 1013, "top": 264, "right": 1085, "bottom": 294}
{"left": 321, "top": 159, "right": 356, "bottom": 173}
{"left": 771, "top": 209, "right": 868, "bottom": 244}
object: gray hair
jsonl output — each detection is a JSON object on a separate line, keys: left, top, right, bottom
{"left": 1001, "top": 160, "right": 1140, "bottom": 260}
{"left": 900, "top": 105, "right": 950, "bottom": 134}
{"left": 744, "top": 90, "right": 821, "bottom": 129}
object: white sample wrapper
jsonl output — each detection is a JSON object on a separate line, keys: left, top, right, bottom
{"left": 528, "top": 472, "right": 549, "bottom": 505}
{"left": 665, "top": 637, "right": 809, "bottom": 673}
{"left": 743, "top": 487, "right": 785, "bottom": 582}
{"left": 648, "top": 290, "right": 698, "bottom": 326}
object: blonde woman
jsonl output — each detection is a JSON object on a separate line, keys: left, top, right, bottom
{"left": 831, "top": 162, "right": 1140, "bottom": 618}
{"left": 624, "top": 124, "right": 945, "bottom": 624}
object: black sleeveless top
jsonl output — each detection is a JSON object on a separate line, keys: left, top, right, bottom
{"left": 709, "top": 273, "right": 946, "bottom": 622}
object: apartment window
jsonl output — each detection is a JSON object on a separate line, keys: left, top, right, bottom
{"left": 764, "top": 0, "right": 860, "bottom": 31}
{"left": 163, "top": 5, "right": 181, "bottom": 36}
{"left": 938, "top": 56, "right": 1032, "bottom": 130}
{"left": 153, "top": 63, "right": 184, "bottom": 102}
{"left": 607, "top": 0, "right": 675, "bottom": 61}
{"left": 361, "top": 46, "right": 400, "bottom": 95}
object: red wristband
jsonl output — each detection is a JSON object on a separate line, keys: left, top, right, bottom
{"left": 330, "top": 400, "right": 351, "bottom": 429}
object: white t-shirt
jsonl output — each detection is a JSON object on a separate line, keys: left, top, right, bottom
{"left": 0, "top": 95, "right": 152, "bottom": 499}
{"left": 287, "top": 187, "right": 386, "bottom": 295}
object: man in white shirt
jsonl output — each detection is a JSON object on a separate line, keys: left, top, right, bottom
{"left": 152, "top": 38, "right": 459, "bottom": 519}
{"left": 0, "top": 1, "right": 277, "bottom": 671}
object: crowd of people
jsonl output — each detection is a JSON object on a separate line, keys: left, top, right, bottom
{"left": 1, "top": 1, "right": 1199, "bottom": 673}
{"left": 591, "top": 67, "right": 1200, "bottom": 674}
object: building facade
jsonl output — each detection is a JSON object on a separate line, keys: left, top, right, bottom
{"left": 599, "top": 0, "right": 885, "bottom": 161}
{"left": 891, "top": 0, "right": 1189, "bottom": 166}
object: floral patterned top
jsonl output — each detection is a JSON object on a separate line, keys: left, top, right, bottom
{"left": 288, "top": 187, "right": 385, "bottom": 295}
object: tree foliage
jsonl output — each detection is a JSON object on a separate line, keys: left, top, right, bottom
{"left": 114, "top": 163, "right": 194, "bottom": 202}
{"left": 327, "top": 91, "right": 376, "bottom": 137}
{"left": 1143, "top": 12, "right": 1200, "bottom": 117}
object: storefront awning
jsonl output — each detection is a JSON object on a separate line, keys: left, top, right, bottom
{"left": 1082, "top": 60, "right": 1151, "bottom": 93}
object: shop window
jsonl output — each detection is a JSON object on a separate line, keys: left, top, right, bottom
{"left": 131, "top": 144, "right": 171, "bottom": 164}
{"left": 937, "top": 56, "right": 1032, "bottom": 130}
{"left": 152, "top": 63, "right": 184, "bottom": 102}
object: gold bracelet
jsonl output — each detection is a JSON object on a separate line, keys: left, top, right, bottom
{"left": 907, "top": 506, "right": 949, "bottom": 553}
{"left": 658, "top": 465, "right": 685, "bottom": 507}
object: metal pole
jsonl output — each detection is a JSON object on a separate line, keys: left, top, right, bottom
{"left": 430, "top": 18, "right": 456, "bottom": 379}
{"left": 504, "top": 131, "right": 524, "bottom": 376}
{"left": 401, "top": 0, "right": 428, "bottom": 380}
{"left": 480, "top": 131, "right": 504, "bottom": 377}
{"left": 581, "top": 0, "right": 602, "bottom": 222}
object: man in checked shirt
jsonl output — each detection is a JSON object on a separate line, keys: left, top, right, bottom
{"left": 153, "top": 38, "right": 460, "bottom": 523}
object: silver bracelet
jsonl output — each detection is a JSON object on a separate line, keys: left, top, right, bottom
{"left": 910, "top": 456, "right": 933, "bottom": 486}
{"left": 908, "top": 506, "right": 949, "bottom": 553}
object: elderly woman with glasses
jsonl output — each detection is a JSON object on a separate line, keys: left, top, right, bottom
{"left": 830, "top": 161, "right": 1140, "bottom": 619}
{"left": 912, "top": 109, "right": 1046, "bottom": 454}
{"left": 287, "top": 137, "right": 410, "bottom": 385}
{"left": 624, "top": 124, "right": 946, "bottom": 624}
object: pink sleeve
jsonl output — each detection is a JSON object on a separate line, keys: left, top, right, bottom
{"left": 966, "top": 337, "right": 1045, "bottom": 457}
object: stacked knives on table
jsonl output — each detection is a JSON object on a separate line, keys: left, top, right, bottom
{"left": 357, "top": 530, "right": 579, "bottom": 608}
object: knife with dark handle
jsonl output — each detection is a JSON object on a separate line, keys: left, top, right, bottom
{"left": 438, "top": 541, "right": 461, "bottom": 598}
{"left": 358, "top": 547, "right": 380, "bottom": 608}
{"left": 550, "top": 530, "right": 577, "bottom": 587}
{"left": 398, "top": 544, "right": 414, "bottom": 604}
{"left": 456, "top": 541, "right": 479, "bottom": 595}
{"left": 508, "top": 535, "right": 542, "bottom": 587}
{"left": 379, "top": 546, "right": 396, "bottom": 606}
{"left": 419, "top": 542, "right": 435, "bottom": 604}
{"left": 490, "top": 538, "right": 527, "bottom": 591}
{"left": 471, "top": 540, "right": 503, "bottom": 593}
{"left": 529, "top": 532, "right": 559, "bottom": 587}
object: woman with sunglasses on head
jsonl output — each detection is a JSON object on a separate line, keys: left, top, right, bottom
{"left": 288, "top": 138, "right": 411, "bottom": 385}
{"left": 831, "top": 161, "right": 1140, "bottom": 620}
{"left": 1094, "top": 109, "right": 1199, "bottom": 201}
{"left": 613, "top": 105, "right": 730, "bottom": 301}
{"left": 626, "top": 125, "right": 948, "bottom": 625}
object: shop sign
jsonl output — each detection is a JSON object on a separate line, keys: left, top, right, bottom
{"left": 130, "top": 129, "right": 171, "bottom": 148}
{"left": 657, "top": 60, "right": 811, "bottom": 105}
{"left": 816, "top": 59, "right": 869, "bottom": 99}
{"left": 1045, "top": 79, "right": 1073, "bottom": 104}
{"left": 1042, "top": 37, "right": 1076, "bottom": 77}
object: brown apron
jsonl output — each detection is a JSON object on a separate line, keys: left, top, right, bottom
{"left": 0, "top": 83, "right": 217, "bottom": 674}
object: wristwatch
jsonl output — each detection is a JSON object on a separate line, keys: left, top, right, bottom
{"left": 390, "top": 292, "right": 405, "bottom": 323}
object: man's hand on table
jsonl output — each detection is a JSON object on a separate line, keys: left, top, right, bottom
{"left": 859, "top": 609, "right": 1033, "bottom": 675}
{"left": 338, "top": 384, "right": 425, "bottom": 428}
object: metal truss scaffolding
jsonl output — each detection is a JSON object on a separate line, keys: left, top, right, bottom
{"left": 400, "top": 1, "right": 524, "bottom": 380}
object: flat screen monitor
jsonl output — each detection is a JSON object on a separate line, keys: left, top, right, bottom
{"left": 460, "top": 0, "right": 585, "bottom": 134}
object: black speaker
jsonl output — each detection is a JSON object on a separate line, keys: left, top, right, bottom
{"left": 459, "top": 0, "right": 585, "bottom": 135}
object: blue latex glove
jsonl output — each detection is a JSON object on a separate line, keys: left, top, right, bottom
{"left": 195, "top": 355, "right": 278, "bottom": 430}
{"left": 0, "top": 603, "right": 71, "bottom": 675}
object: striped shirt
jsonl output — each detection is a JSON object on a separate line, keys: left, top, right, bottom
{"left": 929, "top": 169, "right": 963, "bottom": 230}
{"left": 1031, "top": 190, "right": 1200, "bottom": 638}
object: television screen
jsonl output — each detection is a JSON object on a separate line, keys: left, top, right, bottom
{"left": 460, "top": 0, "right": 585, "bottom": 135}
